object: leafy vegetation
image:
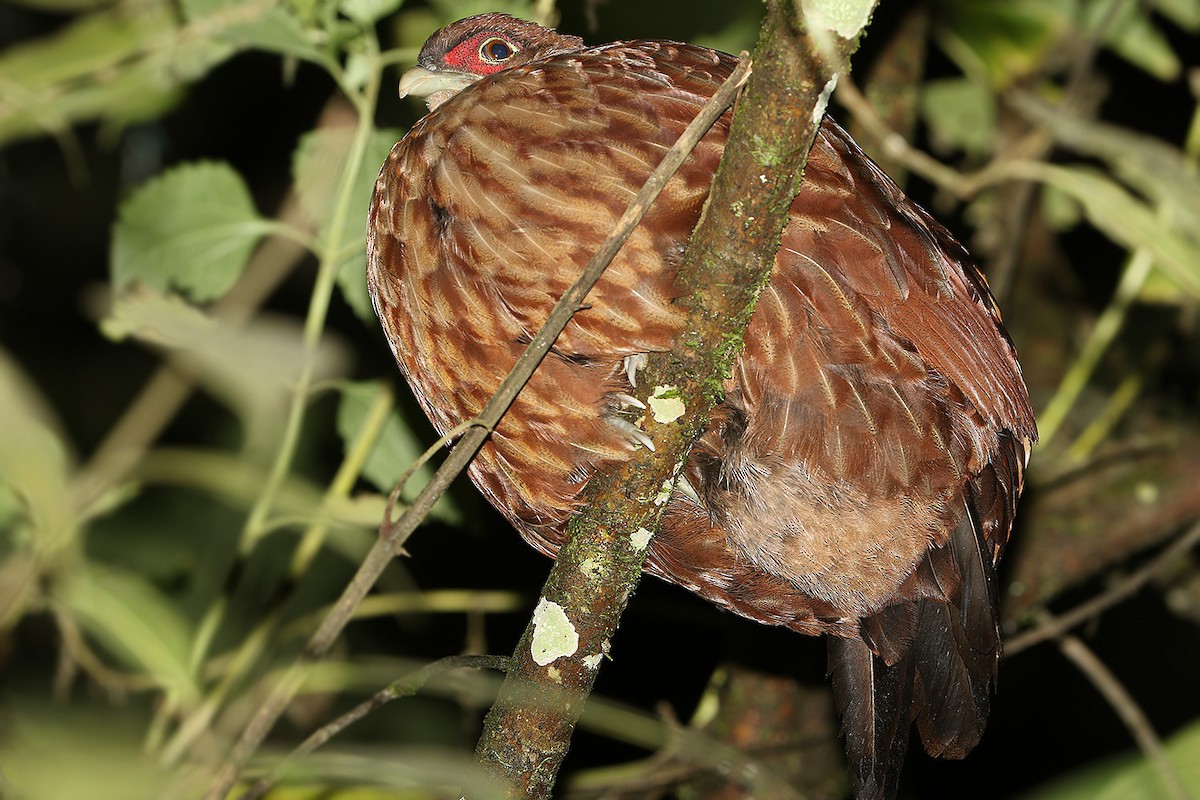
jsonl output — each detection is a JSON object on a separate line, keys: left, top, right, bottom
{"left": 1, "top": 0, "right": 1199, "bottom": 797}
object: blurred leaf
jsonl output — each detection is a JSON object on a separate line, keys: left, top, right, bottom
{"left": 137, "top": 446, "right": 386, "bottom": 529}
{"left": 429, "top": 0, "right": 539, "bottom": 24}
{"left": 0, "top": 0, "right": 343, "bottom": 147}
{"left": 111, "top": 162, "right": 272, "bottom": 302}
{"left": 0, "top": 350, "right": 75, "bottom": 555}
{"left": 920, "top": 77, "right": 996, "bottom": 156}
{"left": 0, "top": 485, "right": 21, "bottom": 534}
{"left": 1137, "top": 268, "right": 1190, "bottom": 305}
{"left": 336, "top": 381, "right": 460, "bottom": 523}
{"left": 293, "top": 125, "right": 401, "bottom": 319}
{"left": 269, "top": 748, "right": 512, "bottom": 799}
{"left": 0, "top": 2, "right": 247, "bottom": 146}
{"left": 1040, "top": 183, "right": 1084, "bottom": 231}
{"left": 340, "top": 0, "right": 403, "bottom": 25}
{"left": 692, "top": 4, "right": 765, "bottom": 53}
{"left": 934, "top": 0, "right": 1069, "bottom": 87}
{"left": 341, "top": 49, "right": 373, "bottom": 91}
{"left": 1009, "top": 162, "right": 1200, "bottom": 300}
{"left": 102, "top": 288, "right": 350, "bottom": 433}
{"left": 0, "top": 4, "right": 169, "bottom": 87}
{"left": 0, "top": 699, "right": 196, "bottom": 799}
{"left": 1020, "top": 717, "right": 1200, "bottom": 799}
{"left": 1009, "top": 92, "right": 1200, "bottom": 234}
{"left": 59, "top": 564, "right": 198, "bottom": 700}
{"left": 0, "top": 352, "right": 70, "bottom": 629}
{"left": 1155, "top": 0, "right": 1200, "bottom": 30}
{"left": 1086, "top": 0, "right": 1181, "bottom": 81}
{"left": 3, "top": 0, "right": 116, "bottom": 9}
{"left": 181, "top": 0, "right": 331, "bottom": 64}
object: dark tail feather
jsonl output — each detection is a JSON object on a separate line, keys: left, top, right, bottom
{"left": 828, "top": 492, "right": 1007, "bottom": 798}
{"left": 827, "top": 432, "right": 1027, "bottom": 797}
{"left": 910, "top": 596, "right": 992, "bottom": 758}
{"left": 827, "top": 633, "right": 916, "bottom": 800}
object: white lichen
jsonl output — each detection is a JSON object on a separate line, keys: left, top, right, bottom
{"left": 653, "top": 479, "right": 673, "bottom": 506}
{"left": 530, "top": 598, "right": 579, "bottom": 666}
{"left": 631, "top": 527, "right": 653, "bottom": 551}
{"left": 582, "top": 653, "right": 603, "bottom": 670}
{"left": 649, "top": 385, "right": 686, "bottom": 424}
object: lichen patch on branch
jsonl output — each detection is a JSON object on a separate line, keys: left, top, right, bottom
{"left": 631, "top": 527, "right": 653, "bottom": 551}
{"left": 530, "top": 598, "right": 580, "bottom": 666}
{"left": 648, "top": 385, "right": 686, "bottom": 423}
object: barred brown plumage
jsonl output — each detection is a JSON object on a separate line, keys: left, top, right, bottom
{"left": 367, "top": 13, "right": 1036, "bottom": 799}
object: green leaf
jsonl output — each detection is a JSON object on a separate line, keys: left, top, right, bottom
{"left": 0, "top": 2, "right": 204, "bottom": 145}
{"left": 1040, "top": 183, "right": 1083, "bottom": 231}
{"left": 429, "top": 0, "right": 538, "bottom": 23}
{"left": 1155, "top": 0, "right": 1200, "bottom": 30}
{"left": 0, "top": 350, "right": 75, "bottom": 555}
{"left": 1020, "top": 717, "right": 1200, "bottom": 799}
{"left": 111, "top": 162, "right": 271, "bottom": 302}
{"left": 1010, "top": 162, "right": 1200, "bottom": 300}
{"left": 59, "top": 564, "right": 198, "bottom": 700}
{"left": 336, "top": 381, "right": 460, "bottom": 523}
{"left": 4, "top": 0, "right": 116, "bottom": 9}
{"left": 1008, "top": 92, "right": 1200, "bottom": 240}
{"left": 0, "top": 352, "right": 75, "bottom": 629}
{"left": 292, "top": 126, "right": 401, "bottom": 319}
{"left": 920, "top": 77, "right": 996, "bottom": 156}
{"left": 691, "top": 6, "right": 765, "bottom": 54}
{"left": 222, "top": 7, "right": 330, "bottom": 62}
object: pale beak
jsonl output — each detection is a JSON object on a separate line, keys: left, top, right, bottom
{"left": 397, "top": 66, "right": 480, "bottom": 111}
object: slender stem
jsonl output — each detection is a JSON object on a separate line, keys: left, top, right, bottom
{"left": 238, "top": 36, "right": 383, "bottom": 554}
{"left": 290, "top": 382, "right": 395, "bottom": 576}
{"left": 194, "top": 35, "right": 387, "bottom": 788}
{"left": 160, "top": 611, "right": 279, "bottom": 766}
{"left": 1057, "top": 633, "right": 1193, "bottom": 800}
{"left": 1036, "top": 245, "right": 1154, "bottom": 449}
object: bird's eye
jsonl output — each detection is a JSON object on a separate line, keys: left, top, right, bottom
{"left": 479, "top": 37, "right": 515, "bottom": 64}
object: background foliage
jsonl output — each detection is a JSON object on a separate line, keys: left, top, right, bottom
{"left": 2, "top": 0, "right": 1200, "bottom": 797}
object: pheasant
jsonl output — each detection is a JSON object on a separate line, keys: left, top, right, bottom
{"left": 368, "top": 13, "right": 1036, "bottom": 798}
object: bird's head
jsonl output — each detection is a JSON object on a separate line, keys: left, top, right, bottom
{"left": 398, "top": 13, "right": 585, "bottom": 111}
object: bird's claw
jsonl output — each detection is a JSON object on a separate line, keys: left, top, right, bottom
{"left": 610, "top": 392, "right": 646, "bottom": 410}
{"left": 608, "top": 416, "right": 656, "bottom": 452}
{"left": 623, "top": 353, "right": 648, "bottom": 388}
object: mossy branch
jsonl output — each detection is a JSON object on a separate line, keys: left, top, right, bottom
{"left": 471, "top": 2, "right": 877, "bottom": 797}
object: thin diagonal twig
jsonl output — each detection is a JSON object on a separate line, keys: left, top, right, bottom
{"left": 204, "top": 54, "right": 754, "bottom": 800}
{"left": 1007, "top": 518, "right": 1200, "bottom": 656}
{"left": 237, "top": 655, "right": 511, "bottom": 800}
{"left": 1057, "top": 632, "right": 1193, "bottom": 800}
